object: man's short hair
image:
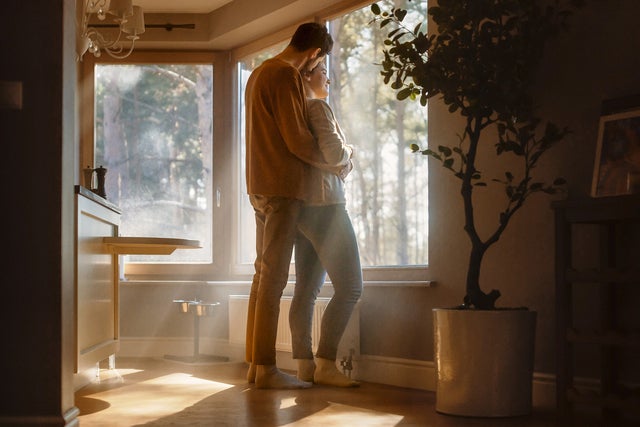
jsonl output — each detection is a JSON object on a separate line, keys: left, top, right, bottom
{"left": 289, "top": 22, "right": 333, "bottom": 56}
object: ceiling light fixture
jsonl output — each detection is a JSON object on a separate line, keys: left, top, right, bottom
{"left": 77, "top": 0, "right": 145, "bottom": 61}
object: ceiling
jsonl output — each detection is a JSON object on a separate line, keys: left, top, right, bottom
{"left": 135, "top": 0, "right": 234, "bottom": 14}
{"left": 127, "top": 0, "right": 340, "bottom": 50}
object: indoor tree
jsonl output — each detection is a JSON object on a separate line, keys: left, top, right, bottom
{"left": 371, "top": 0, "right": 584, "bottom": 309}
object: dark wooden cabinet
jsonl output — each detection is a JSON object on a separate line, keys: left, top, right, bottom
{"left": 553, "top": 195, "right": 640, "bottom": 419}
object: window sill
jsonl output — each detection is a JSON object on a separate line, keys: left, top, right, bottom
{"left": 362, "top": 280, "right": 434, "bottom": 287}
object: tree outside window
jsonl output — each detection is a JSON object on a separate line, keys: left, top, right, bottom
{"left": 94, "top": 63, "right": 214, "bottom": 263}
{"left": 237, "top": 0, "right": 428, "bottom": 268}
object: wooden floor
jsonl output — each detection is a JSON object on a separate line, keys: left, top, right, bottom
{"left": 75, "top": 357, "right": 633, "bottom": 426}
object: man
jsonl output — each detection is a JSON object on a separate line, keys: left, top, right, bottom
{"left": 244, "top": 22, "right": 340, "bottom": 389}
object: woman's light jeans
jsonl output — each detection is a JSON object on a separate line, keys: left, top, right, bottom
{"left": 290, "top": 203, "right": 363, "bottom": 361}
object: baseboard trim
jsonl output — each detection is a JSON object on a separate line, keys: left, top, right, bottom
{"left": 358, "top": 354, "right": 436, "bottom": 390}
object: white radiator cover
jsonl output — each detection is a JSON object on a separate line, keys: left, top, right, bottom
{"left": 228, "top": 295, "right": 360, "bottom": 375}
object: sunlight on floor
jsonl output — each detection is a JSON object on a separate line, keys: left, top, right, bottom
{"left": 79, "top": 372, "right": 235, "bottom": 425}
{"left": 280, "top": 396, "right": 298, "bottom": 409}
{"left": 282, "top": 402, "right": 403, "bottom": 426}
{"left": 145, "top": 372, "right": 233, "bottom": 387}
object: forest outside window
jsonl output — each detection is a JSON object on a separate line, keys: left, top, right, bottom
{"left": 236, "top": 0, "right": 428, "bottom": 274}
{"left": 93, "top": 61, "right": 214, "bottom": 265}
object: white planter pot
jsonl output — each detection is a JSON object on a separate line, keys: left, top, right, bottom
{"left": 433, "top": 307, "right": 537, "bottom": 417}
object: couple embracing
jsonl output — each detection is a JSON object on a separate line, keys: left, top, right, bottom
{"left": 244, "top": 22, "right": 362, "bottom": 390}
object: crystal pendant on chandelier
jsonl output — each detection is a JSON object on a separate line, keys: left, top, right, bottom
{"left": 77, "top": 0, "right": 145, "bottom": 61}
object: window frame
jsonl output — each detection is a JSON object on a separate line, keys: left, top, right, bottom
{"left": 229, "top": 5, "right": 429, "bottom": 284}
{"left": 80, "top": 51, "right": 235, "bottom": 281}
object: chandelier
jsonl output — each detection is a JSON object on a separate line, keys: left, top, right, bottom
{"left": 78, "top": 0, "right": 145, "bottom": 60}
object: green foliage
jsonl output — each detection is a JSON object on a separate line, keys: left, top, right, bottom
{"left": 96, "top": 64, "right": 210, "bottom": 206}
{"left": 94, "top": 64, "right": 213, "bottom": 249}
{"left": 372, "top": 0, "right": 583, "bottom": 309}
{"left": 329, "top": 1, "right": 429, "bottom": 266}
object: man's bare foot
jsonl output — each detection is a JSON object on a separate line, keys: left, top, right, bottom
{"left": 255, "top": 364, "right": 312, "bottom": 389}
{"left": 247, "top": 363, "right": 256, "bottom": 383}
{"left": 314, "top": 358, "right": 360, "bottom": 387}
{"left": 296, "top": 359, "right": 316, "bottom": 382}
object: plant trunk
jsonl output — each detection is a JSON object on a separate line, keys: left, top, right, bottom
{"left": 461, "top": 116, "right": 501, "bottom": 310}
{"left": 464, "top": 241, "right": 500, "bottom": 309}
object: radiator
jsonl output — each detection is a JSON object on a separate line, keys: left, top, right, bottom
{"left": 228, "top": 295, "right": 360, "bottom": 366}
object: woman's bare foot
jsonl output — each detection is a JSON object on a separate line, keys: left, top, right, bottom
{"left": 255, "top": 364, "right": 312, "bottom": 389}
{"left": 296, "top": 359, "right": 316, "bottom": 382}
{"left": 314, "top": 358, "right": 360, "bottom": 387}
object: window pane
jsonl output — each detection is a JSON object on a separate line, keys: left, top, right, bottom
{"left": 327, "top": 0, "right": 428, "bottom": 266}
{"left": 237, "top": 0, "right": 428, "bottom": 268}
{"left": 94, "top": 64, "right": 213, "bottom": 263}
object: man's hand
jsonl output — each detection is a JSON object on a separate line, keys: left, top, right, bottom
{"left": 339, "top": 159, "right": 353, "bottom": 181}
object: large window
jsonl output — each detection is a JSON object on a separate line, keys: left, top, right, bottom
{"left": 93, "top": 60, "right": 214, "bottom": 264}
{"left": 237, "top": 0, "right": 428, "bottom": 271}
{"left": 86, "top": 1, "right": 429, "bottom": 281}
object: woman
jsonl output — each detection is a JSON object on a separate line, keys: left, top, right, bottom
{"left": 289, "top": 61, "right": 363, "bottom": 387}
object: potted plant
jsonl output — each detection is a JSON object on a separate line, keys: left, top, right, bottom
{"left": 371, "top": 0, "right": 583, "bottom": 417}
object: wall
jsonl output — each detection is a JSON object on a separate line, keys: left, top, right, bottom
{"left": 1, "top": 0, "right": 77, "bottom": 425}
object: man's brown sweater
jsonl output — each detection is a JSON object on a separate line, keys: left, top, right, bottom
{"left": 245, "top": 57, "right": 327, "bottom": 201}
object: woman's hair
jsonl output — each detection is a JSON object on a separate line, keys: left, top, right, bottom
{"left": 289, "top": 22, "right": 333, "bottom": 57}
{"left": 301, "top": 62, "right": 320, "bottom": 78}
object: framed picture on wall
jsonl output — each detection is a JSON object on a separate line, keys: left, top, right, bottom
{"left": 591, "top": 108, "right": 640, "bottom": 197}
